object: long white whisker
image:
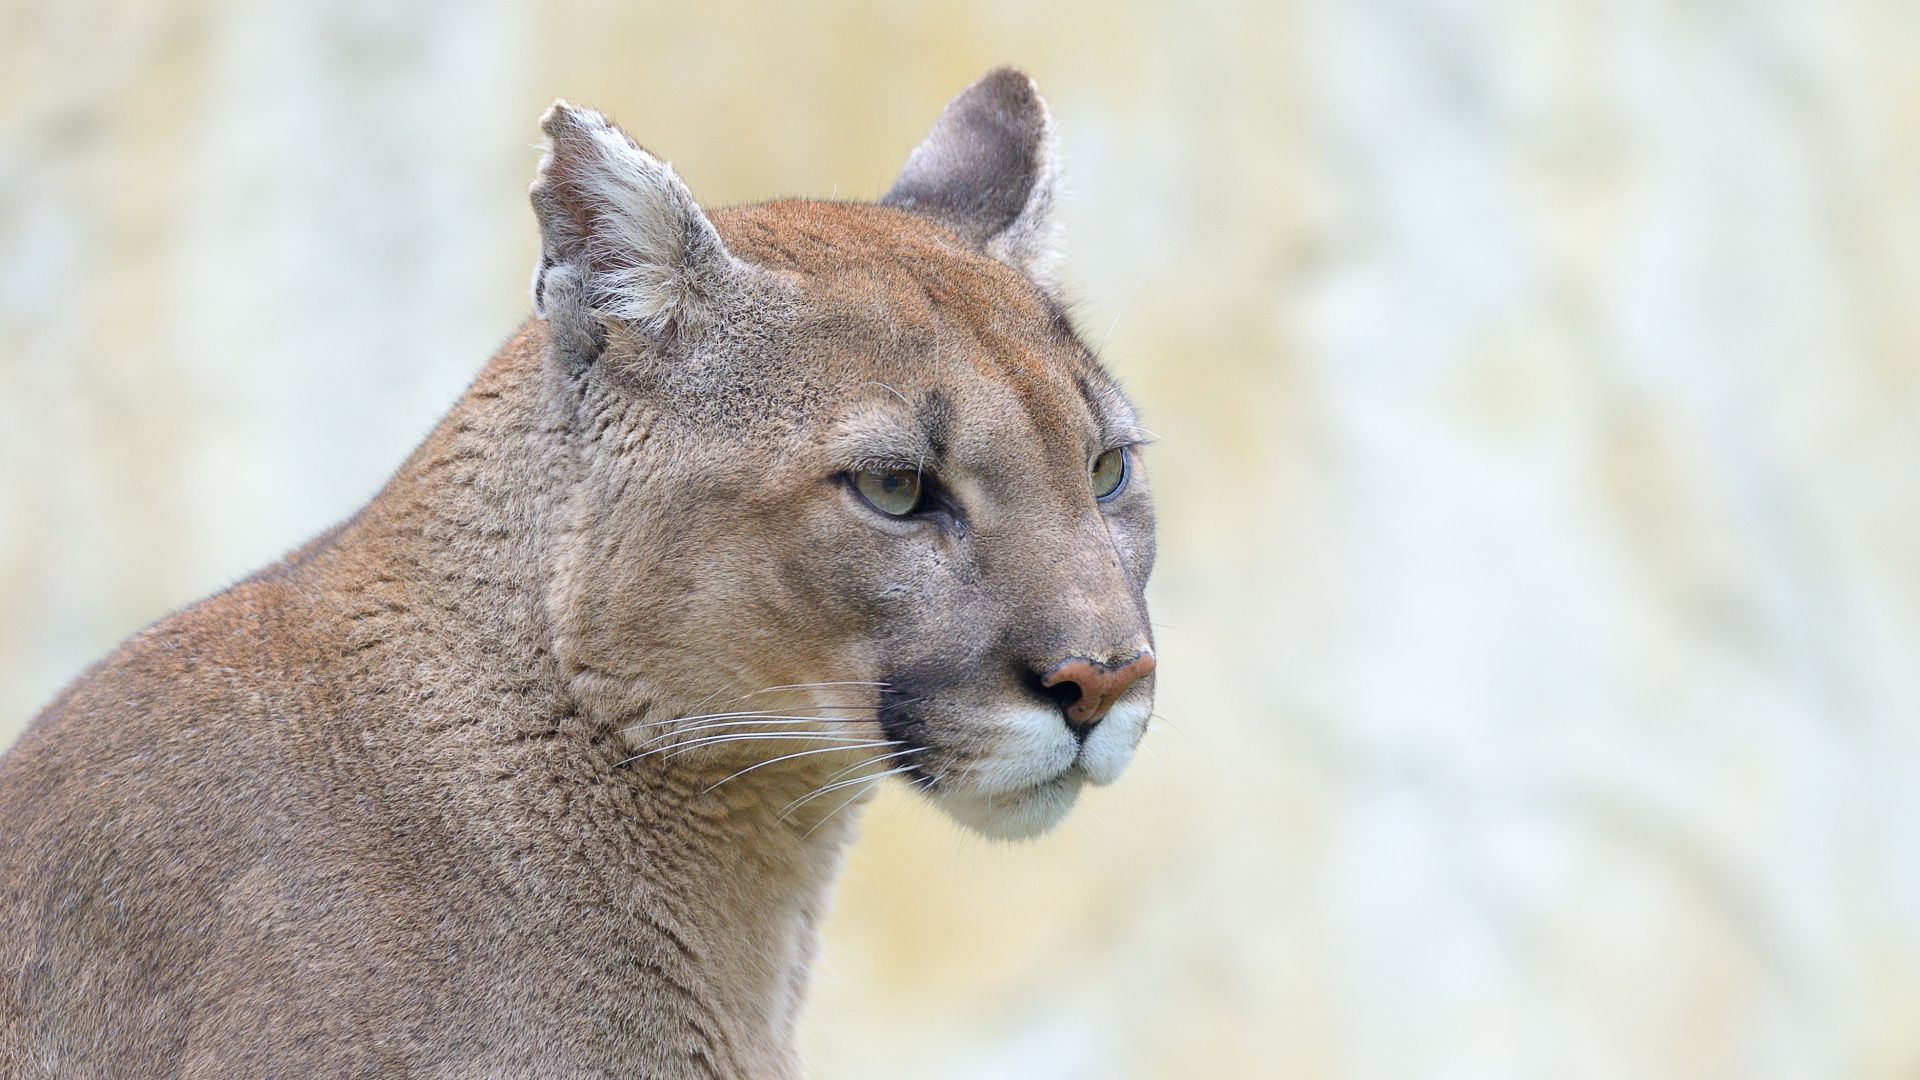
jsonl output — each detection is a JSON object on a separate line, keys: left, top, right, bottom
{"left": 746, "top": 680, "right": 893, "bottom": 694}
{"left": 816, "top": 745, "right": 927, "bottom": 787}
{"left": 699, "top": 741, "right": 904, "bottom": 795}
{"left": 794, "top": 768, "right": 906, "bottom": 822}
{"left": 621, "top": 696, "right": 924, "bottom": 738}
{"left": 680, "top": 682, "right": 743, "bottom": 720}
{"left": 622, "top": 707, "right": 885, "bottom": 737}
{"left": 633, "top": 716, "right": 884, "bottom": 746}
{"left": 800, "top": 770, "right": 911, "bottom": 838}
{"left": 664, "top": 733, "right": 896, "bottom": 757}
{"left": 1148, "top": 713, "right": 1191, "bottom": 742}
{"left": 617, "top": 733, "right": 894, "bottom": 767}
{"left": 655, "top": 716, "right": 878, "bottom": 736}
{"left": 665, "top": 680, "right": 896, "bottom": 730}
{"left": 779, "top": 765, "right": 915, "bottom": 821}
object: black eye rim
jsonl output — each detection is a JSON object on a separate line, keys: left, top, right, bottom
{"left": 1093, "top": 447, "right": 1131, "bottom": 502}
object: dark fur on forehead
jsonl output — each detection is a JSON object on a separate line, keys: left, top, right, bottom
{"left": 916, "top": 389, "right": 956, "bottom": 459}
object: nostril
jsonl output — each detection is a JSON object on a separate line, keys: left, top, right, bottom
{"left": 1042, "top": 678, "right": 1084, "bottom": 722}
{"left": 1035, "top": 650, "right": 1155, "bottom": 731}
{"left": 1041, "top": 661, "right": 1104, "bottom": 731}
{"left": 1023, "top": 669, "right": 1083, "bottom": 714}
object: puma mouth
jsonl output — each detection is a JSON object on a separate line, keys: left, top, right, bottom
{"left": 924, "top": 766, "right": 1087, "bottom": 841}
{"left": 878, "top": 697, "right": 1147, "bottom": 840}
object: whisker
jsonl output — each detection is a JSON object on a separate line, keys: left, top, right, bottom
{"left": 864, "top": 380, "right": 912, "bottom": 409}
{"left": 621, "top": 706, "right": 886, "bottom": 736}
{"left": 680, "top": 682, "right": 743, "bottom": 720}
{"left": 624, "top": 707, "right": 877, "bottom": 733}
{"left": 633, "top": 715, "right": 885, "bottom": 746}
{"left": 1096, "top": 255, "right": 1155, "bottom": 352}
{"left": 659, "top": 715, "right": 880, "bottom": 733}
{"left": 616, "top": 733, "right": 895, "bottom": 767}
{"left": 620, "top": 697, "right": 923, "bottom": 738}
{"left": 1148, "top": 713, "right": 1191, "bottom": 741}
{"left": 699, "top": 741, "right": 905, "bottom": 794}
{"left": 802, "top": 778, "right": 889, "bottom": 839}
{"left": 778, "top": 765, "right": 914, "bottom": 821}
{"left": 815, "top": 745, "right": 927, "bottom": 787}
{"left": 663, "top": 680, "right": 898, "bottom": 731}
{"left": 746, "top": 680, "right": 894, "bottom": 694}
{"left": 663, "top": 733, "right": 896, "bottom": 757}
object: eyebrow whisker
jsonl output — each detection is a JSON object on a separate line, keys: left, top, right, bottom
{"left": 863, "top": 380, "right": 912, "bottom": 409}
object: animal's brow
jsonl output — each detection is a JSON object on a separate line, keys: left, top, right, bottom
{"left": 824, "top": 409, "right": 936, "bottom": 470}
{"left": 1073, "top": 371, "right": 1145, "bottom": 448}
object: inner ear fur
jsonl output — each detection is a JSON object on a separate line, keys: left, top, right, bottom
{"left": 528, "top": 101, "right": 750, "bottom": 354}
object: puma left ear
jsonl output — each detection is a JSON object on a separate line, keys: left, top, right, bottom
{"left": 882, "top": 66, "right": 1062, "bottom": 287}
{"left": 529, "top": 100, "right": 749, "bottom": 355}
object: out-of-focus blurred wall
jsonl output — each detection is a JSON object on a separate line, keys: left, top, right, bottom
{"left": 5, "top": 1, "right": 1920, "bottom": 1077}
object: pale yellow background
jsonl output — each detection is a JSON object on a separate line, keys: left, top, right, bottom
{"left": 5, "top": 2, "right": 1920, "bottom": 1078}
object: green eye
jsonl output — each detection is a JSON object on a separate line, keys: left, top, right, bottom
{"left": 852, "top": 468, "right": 925, "bottom": 516}
{"left": 1092, "top": 448, "right": 1129, "bottom": 501}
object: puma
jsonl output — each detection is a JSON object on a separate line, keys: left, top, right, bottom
{"left": 0, "top": 67, "right": 1156, "bottom": 1077}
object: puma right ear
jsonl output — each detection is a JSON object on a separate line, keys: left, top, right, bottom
{"left": 882, "top": 67, "right": 1062, "bottom": 288}
{"left": 528, "top": 101, "right": 746, "bottom": 352}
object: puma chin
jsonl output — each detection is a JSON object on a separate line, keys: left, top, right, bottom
{"left": 909, "top": 698, "right": 1153, "bottom": 840}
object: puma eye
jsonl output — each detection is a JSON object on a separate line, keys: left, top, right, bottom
{"left": 851, "top": 468, "right": 925, "bottom": 517}
{"left": 1092, "top": 448, "right": 1129, "bottom": 501}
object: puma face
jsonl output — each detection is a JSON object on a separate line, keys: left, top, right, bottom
{"left": 534, "top": 69, "right": 1156, "bottom": 840}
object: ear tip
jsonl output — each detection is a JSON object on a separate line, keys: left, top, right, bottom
{"left": 977, "top": 65, "right": 1045, "bottom": 105}
{"left": 961, "top": 66, "right": 1053, "bottom": 142}
{"left": 981, "top": 64, "right": 1036, "bottom": 88}
{"left": 539, "top": 98, "right": 610, "bottom": 140}
{"left": 538, "top": 98, "right": 576, "bottom": 129}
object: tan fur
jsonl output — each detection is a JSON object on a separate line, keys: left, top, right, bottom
{"left": 0, "top": 69, "right": 1154, "bottom": 1077}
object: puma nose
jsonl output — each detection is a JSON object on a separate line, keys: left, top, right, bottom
{"left": 1036, "top": 649, "right": 1156, "bottom": 731}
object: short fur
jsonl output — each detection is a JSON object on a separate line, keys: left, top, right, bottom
{"left": 0, "top": 67, "right": 1155, "bottom": 1078}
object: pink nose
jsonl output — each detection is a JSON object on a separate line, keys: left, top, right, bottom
{"left": 1038, "top": 649, "right": 1156, "bottom": 728}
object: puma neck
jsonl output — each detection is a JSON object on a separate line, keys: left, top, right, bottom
{"left": 293, "top": 320, "right": 858, "bottom": 1074}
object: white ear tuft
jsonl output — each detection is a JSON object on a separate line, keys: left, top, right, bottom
{"left": 528, "top": 101, "right": 742, "bottom": 347}
{"left": 882, "top": 67, "right": 1063, "bottom": 287}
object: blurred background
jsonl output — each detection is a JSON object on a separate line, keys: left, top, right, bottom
{"left": 5, "top": 1, "right": 1920, "bottom": 1077}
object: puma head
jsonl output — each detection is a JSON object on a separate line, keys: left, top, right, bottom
{"left": 530, "top": 68, "right": 1155, "bottom": 840}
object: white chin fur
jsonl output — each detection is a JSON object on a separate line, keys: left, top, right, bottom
{"left": 931, "top": 771, "right": 1085, "bottom": 840}
{"left": 914, "top": 695, "right": 1150, "bottom": 840}
{"left": 1076, "top": 696, "right": 1150, "bottom": 785}
{"left": 955, "top": 706, "right": 1079, "bottom": 797}
{"left": 906, "top": 687, "right": 1144, "bottom": 841}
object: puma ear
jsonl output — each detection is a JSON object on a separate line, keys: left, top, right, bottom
{"left": 882, "top": 66, "right": 1062, "bottom": 287}
{"left": 529, "top": 101, "right": 744, "bottom": 349}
